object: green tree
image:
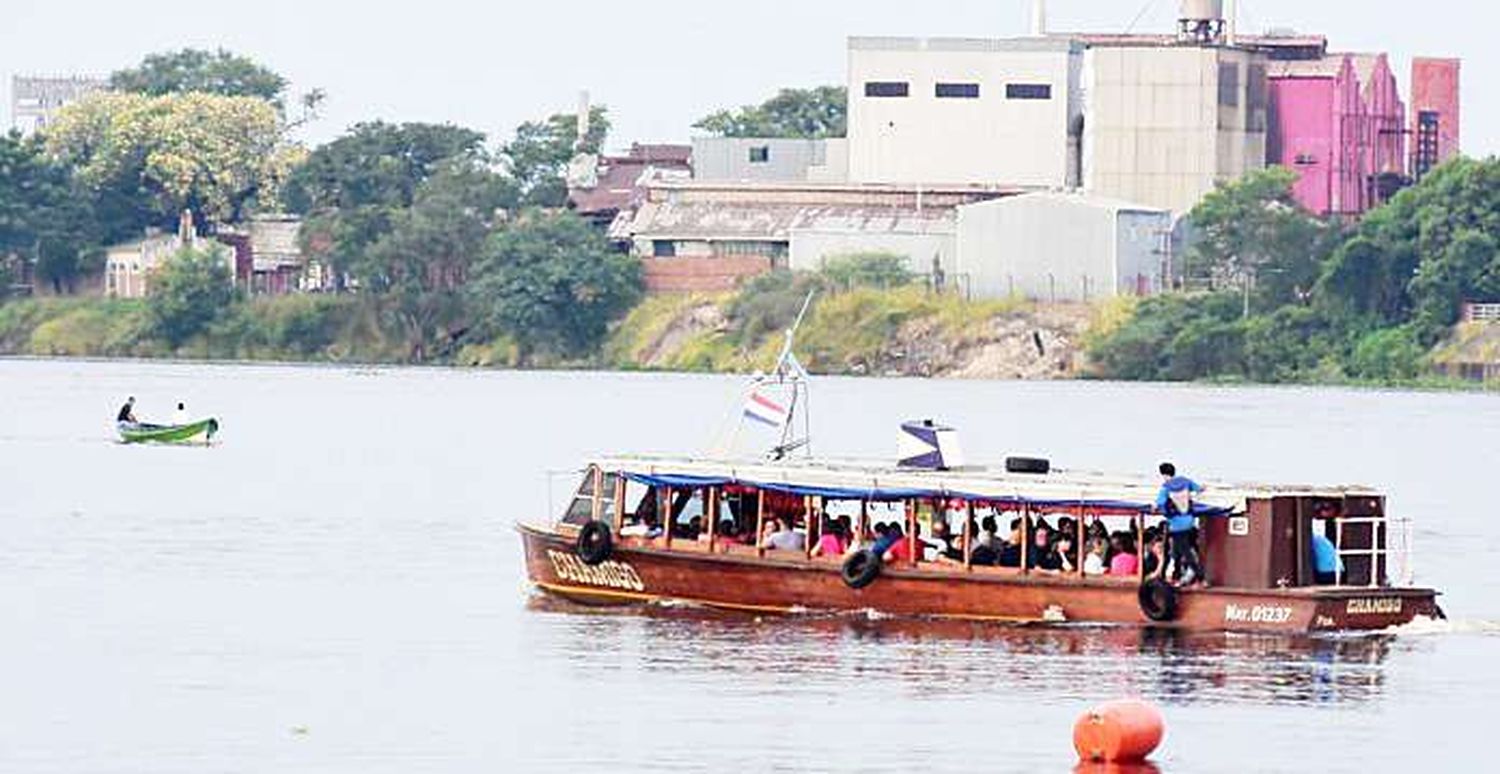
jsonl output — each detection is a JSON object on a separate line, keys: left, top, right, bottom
{"left": 0, "top": 133, "right": 101, "bottom": 293}
{"left": 46, "top": 91, "right": 299, "bottom": 228}
{"left": 502, "top": 107, "right": 609, "bottom": 208}
{"left": 468, "top": 211, "right": 642, "bottom": 362}
{"left": 819, "top": 252, "right": 914, "bottom": 289}
{"left": 359, "top": 163, "right": 515, "bottom": 361}
{"left": 1187, "top": 167, "right": 1334, "bottom": 313}
{"left": 284, "top": 122, "right": 493, "bottom": 284}
{"left": 112, "top": 48, "right": 288, "bottom": 103}
{"left": 147, "top": 245, "right": 238, "bottom": 347}
{"left": 694, "top": 86, "right": 847, "bottom": 139}
{"left": 1319, "top": 157, "right": 1500, "bottom": 339}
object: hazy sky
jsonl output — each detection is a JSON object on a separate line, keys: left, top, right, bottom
{"left": 2, "top": 0, "right": 1489, "bottom": 154}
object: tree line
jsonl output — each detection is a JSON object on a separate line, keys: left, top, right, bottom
{"left": 1090, "top": 161, "right": 1500, "bottom": 383}
{"left": 0, "top": 49, "right": 649, "bottom": 363}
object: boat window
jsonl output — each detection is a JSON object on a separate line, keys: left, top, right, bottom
{"left": 560, "top": 469, "right": 600, "bottom": 526}
{"left": 670, "top": 489, "right": 708, "bottom": 540}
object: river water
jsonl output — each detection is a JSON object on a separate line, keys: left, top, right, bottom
{"left": 1, "top": 359, "right": 1497, "bottom": 772}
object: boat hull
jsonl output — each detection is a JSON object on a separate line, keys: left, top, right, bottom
{"left": 518, "top": 524, "right": 1441, "bottom": 634}
{"left": 118, "top": 418, "right": 220, "bottom": 445}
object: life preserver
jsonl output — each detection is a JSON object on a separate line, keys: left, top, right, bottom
{"left": 1137, "top": 579, "right": 1179, "bottom": 623}
{"left": 576, "top": 521, "right": 614, "bottom": 566}
{"left": 841, "top": 550, "right": 883, "bottom": 590}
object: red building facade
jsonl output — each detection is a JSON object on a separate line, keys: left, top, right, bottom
{"left": 1410, "top": 58, "right": 1461, "bottom": 180}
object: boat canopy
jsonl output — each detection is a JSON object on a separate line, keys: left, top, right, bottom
{"left": 603, "top": 455, "right": 1382, "bottom": 519}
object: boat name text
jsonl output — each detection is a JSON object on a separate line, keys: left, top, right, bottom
{"left": 1346, "top": 598, "right": 1403, "bottom": 616}
{"left": 547, "top": 550, "right": 646, "bottom": 592}
{"left": 1224, "top": 604, "right": 1294, "bottom": 624}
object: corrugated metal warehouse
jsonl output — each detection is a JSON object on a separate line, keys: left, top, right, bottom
{"left": 957, "top": 193, "right": 1172, "bottom": 301}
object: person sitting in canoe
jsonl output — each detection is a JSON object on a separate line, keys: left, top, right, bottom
{"left": 173, "top": 402, "right": 188, "bottom": 425}
{"left": 116, "top": 397, "right": 139, "bottom": 425}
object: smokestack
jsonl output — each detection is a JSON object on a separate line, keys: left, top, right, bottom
{"left": 1030, "top": 0, "right": 1048, "bottom": 37}
{"left": 576, "top": 90, "right": 590, "bottom": 151}
{"left": 1226, "top": 0, "right": 1238, "bottom": 45}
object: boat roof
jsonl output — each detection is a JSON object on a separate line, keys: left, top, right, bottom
{"left": 593, "top": 455, "right": 1381, "bottom": 517}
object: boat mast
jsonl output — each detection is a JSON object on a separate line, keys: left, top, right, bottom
{"left": 772, "top": 291, "right": 815, "bottom": 458}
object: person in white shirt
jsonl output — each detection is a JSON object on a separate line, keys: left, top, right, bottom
{"left": 173, "top": 402, "right": 189, "bottom": 425}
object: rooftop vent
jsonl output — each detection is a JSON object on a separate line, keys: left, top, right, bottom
{"left": 1178, "top": 0, "right": 1226, "bottom": 45}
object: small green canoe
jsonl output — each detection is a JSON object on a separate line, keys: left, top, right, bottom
{"left": 118, "top": 418, "right": 220, "bottom": 445}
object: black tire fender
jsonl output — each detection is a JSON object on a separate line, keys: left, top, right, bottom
{"left": 841, "top": 550, "right": 883, "bottom": 590}
{"left": 1138, "top": 578, "right": 1180, "bottom": 623}
{"left": 576, "top": 520, "right": 614, "bottom": 566}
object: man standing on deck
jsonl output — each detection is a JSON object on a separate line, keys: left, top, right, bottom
{"left": 1156, "top": 463, "right": 1205, "bottom": 586}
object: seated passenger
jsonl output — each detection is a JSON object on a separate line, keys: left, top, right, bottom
{"left": 811, "top": 518, "right": 847, "bottom": 558}
{"left": 977, "top": 515, "right": 1000, "bottom": 549}
{"left": 880, "top": 524, "right": 913, "bottom": 563}
{"left": 927, "top": 520, "right": 963, "bottom": 563}
{"left": 1052, "top": 534, "right": 1078, "bottom": 573}
{"left": 1083, "top": 537, "right": 1109, "bottom": 576}
{"left": 620, "top": 512, "right": 663, "bottom": 539}
{"left": 1107, "top": 534, "right": 1139, "bottom": 576}
{"left": 1034, "top": 525, "right": 1064, "bottom": 571}
{"left": 997, "top": 519, "right": 1025, "bottom": 568}
{"left": 760, "top": 518, "right": 806, "bottom": 552}
{"left": 1141, "top": 529, "right": 1165, "bottom": 578}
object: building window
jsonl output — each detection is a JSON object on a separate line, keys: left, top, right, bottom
{"left": 935, "top": 82, "right": 980, "bottom": 99}
{"left": 1294, "top": 153, "right": 1318, "bottom": 166}
{"left": 1218, "top": 63, "right": 1241, "bottom": 107}
{"left": 748, "top": 146, "right": 771, "bottom": 163}
{"left": 1005, "top": 83, "right": 1052, "bottom": 100}
{"left": 864, "top": 81, "right": 910, "bottom": 98}
{"left": 652, "top": 240, "right": 677, "bottom": 258}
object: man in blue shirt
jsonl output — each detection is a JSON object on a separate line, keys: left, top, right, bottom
{"left": 1311, "top": 502, "right": 1344, "bottom": 585}
{"left": 1156, "top": 462, "right": 1205, "bottom": 585}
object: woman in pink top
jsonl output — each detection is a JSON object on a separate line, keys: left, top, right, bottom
{"left": 811, "top": 518, "right": 847, "bottom": 558}
{"left": 1108, "top": 533, "right": 1140, "bottom": 576}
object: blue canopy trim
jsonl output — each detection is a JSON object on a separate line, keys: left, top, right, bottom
{"left": 619, "top": 471, "right": 1237, "bottom": 516}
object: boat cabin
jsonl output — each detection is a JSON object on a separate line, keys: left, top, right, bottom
{"left": 550, "top": 455, "right": 1411, "bottom": 593}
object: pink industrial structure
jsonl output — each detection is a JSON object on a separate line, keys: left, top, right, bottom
{"left": 1410, "top": 58, "right": 1462, "bottom": 180}
{"left": 1267, "top": 52, "right": 1407, "bottom": 218}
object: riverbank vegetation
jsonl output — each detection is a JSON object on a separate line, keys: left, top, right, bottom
{"left": 1088, "top": 159, "right": 1500, "bottom": 386}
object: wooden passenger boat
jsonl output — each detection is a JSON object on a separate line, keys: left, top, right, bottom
{"left": 117, "top": 418, "right": 220, "bottom": 445}
{"left": 518, "top": 454, "right": 1443, "bottom": 634}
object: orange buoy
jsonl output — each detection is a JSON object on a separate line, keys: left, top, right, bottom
{"left": 1073, "top": 700, "right": 1164, "bottom": 764}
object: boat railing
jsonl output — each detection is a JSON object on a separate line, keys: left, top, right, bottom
{"left": 1334, "top": 516, "right": 1415, "bottom": 588}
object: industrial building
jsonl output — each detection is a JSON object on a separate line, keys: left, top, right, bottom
{"left": 1410, "top": 58, "right": 1462, "bottom": 180}
{"left": 605, "top": 0, "right": 1463, "bottom": 297}
{"left": 691, "top": 137, "right": 844, "bottom": 184}
{"left": 957, "top": 193, "right": 1173, "bottom": 302}
{"left": 10, "top": 75, "right": 107, "bottom": 135}
{"left": 845, "top": 36, "right": 1084, "bottom": 189}
{"left": 612, "top": 179, "right": 1013, "bottom": 292}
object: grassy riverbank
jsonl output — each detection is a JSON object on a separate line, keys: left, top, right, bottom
{"left": 0, "top": 284, "right": 1099, "bottom": 380}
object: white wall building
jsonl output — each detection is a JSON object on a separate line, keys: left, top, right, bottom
{"left": 1082, "top": 45, "right": 1268, "bottom": 214}
{"left": 846, "top": 36, "right": 1084, "bottom": 188}
{"left": 11, "top": 75, "right": 107, "bottom": 136}
{"left": 693, "top": 137, "right": 832, "bottom": 183}
{"left": 957, "top": 192, "right": 1172, "bottom": 301}
{"left": 788, "top": 222, "right": 957, "bottom": 280}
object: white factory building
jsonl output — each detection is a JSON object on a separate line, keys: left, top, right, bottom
{"left": 845, "top": 36, "right": 1084, "bottom": 189}
{"left": 957, "top": 193, "right": 1174, "bottom": 302}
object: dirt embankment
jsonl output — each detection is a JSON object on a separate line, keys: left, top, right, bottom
{"left": 610, "top": 291, "right": 1099, "bottom": 380}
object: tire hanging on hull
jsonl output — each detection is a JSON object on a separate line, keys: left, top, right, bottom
{"left": 1137, "top": 579, "right": 1180, "bottom": 623}
{"left": 576, "top": 521, "right": 614, "bottom": 566}
{"left": 841, "top": 550, "right": 883, "bottom": 590}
